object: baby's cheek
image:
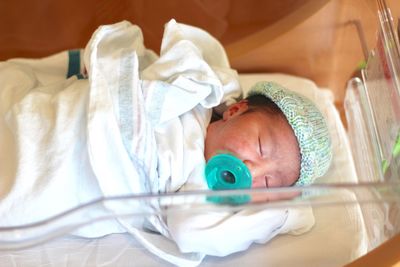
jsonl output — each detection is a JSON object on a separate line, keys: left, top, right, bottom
{"left": 267, "top": 177, "right": 283, "bottom": 188}
{"left": 251, "top": 176, "right": 266, "bottom": 188}
{"left": 227, "top": 141, "right": 251, "bottom": 159}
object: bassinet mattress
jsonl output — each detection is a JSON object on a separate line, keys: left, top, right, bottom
{"left": 0, "top": 73, "right": 365, "bottom": 267}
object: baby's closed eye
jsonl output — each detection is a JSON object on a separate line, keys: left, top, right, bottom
{"left": 258, "top": 137, "right": 263, "bottom": 156}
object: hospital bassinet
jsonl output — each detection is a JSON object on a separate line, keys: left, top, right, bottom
{"left": 0, "top": 0, "right": 399, "bottom": 266}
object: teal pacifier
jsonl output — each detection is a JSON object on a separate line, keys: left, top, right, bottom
{"left": 205, "top": 154, "right": 252, "bottom": 205}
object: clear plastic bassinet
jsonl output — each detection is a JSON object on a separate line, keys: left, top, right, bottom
{"left": 0, "top": 0, "right": 400, "bottom": 266}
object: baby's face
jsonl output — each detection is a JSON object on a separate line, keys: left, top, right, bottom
{"left": 205, "top": 100, "right": 300, "bottom": 188}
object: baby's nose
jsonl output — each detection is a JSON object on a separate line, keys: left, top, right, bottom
{"left": 243, "top": 160, "right": 267, "bottom": 187}
{"left": 244, "top": 159, "right": 261, "bottom": 176}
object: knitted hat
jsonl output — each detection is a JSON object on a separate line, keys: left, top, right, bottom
{"left": 247, "top": 81, "right": 332, "bottom": 185}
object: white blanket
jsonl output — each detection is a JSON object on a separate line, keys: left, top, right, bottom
{"left": 0, "top": 20, "right": 314, "bottom": 266}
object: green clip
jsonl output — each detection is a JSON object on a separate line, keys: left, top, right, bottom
{"left": 393, "top": 132, "right": 400, "bottom": 158}
{"left": 382, "top": 159, "right": 389, "bottom": 174}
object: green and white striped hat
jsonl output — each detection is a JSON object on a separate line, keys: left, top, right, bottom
{"left": 247, "top": 81, "right": 332, "bottom": 185}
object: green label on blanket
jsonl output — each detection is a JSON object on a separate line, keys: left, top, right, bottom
{"left": 67, "top": 50, "right": 81, "bottom": 78}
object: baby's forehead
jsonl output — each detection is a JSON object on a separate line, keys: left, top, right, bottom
{"left": 258, "top": 108, "right": 301, "bottom": 184}
{"left": 249, "top": 106, "right": 289, "bottom": 129}
{"left": 249, "top": 104, "right": 286, "bottom": 120}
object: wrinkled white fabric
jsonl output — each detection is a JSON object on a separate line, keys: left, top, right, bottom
{"left": 0, "top": 20, "right": 314, "bottom": 266}
{"left": 167, "top": 205, "right": 314, "bottom": 257}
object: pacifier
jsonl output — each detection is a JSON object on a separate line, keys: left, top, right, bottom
{"left": 205, "top": 153, "right": 252, "bottom": 205}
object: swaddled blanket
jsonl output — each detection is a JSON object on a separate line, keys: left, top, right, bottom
{"left": 0, "top": 20, "right": 314, "bottom": 266}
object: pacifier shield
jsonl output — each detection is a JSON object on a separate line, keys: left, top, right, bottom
{"left": 205, "top": 154, "right": 252, "bottom": 190}
{"left": 205, "top": 154, "right": 252, "bottom": 205}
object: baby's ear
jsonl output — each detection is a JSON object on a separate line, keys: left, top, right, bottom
{"left": 222, "top": 100, "right": 249, "bottom": 120}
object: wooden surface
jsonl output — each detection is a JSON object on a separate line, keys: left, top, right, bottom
{"left": 0, "top": 0, "right": 399, "bottom": 123}
{"left": 227, "top": 0, "right": 399, "bottom": 122}
{"left": 0, "top": 0, "right": 329, "bottom": 59}
{"left": 345, "top": 232, "right": 400, "bottom": 267}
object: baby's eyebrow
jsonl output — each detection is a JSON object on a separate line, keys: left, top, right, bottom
{"left": 262, "top": 127, "right": 277, "bottom": 159}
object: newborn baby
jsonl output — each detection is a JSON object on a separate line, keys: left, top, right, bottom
{"left": 167, "top": 81, "right": 332, "bottom": 258}
{"left": 205, "top": 81, "right": 332, "bottom": 189}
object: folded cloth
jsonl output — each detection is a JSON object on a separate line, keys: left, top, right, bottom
{"left": 0, "top": 20, "right": 314, "bottom": 266}
{"left": 167, "top": 205, "right": 314, "bottom": 257}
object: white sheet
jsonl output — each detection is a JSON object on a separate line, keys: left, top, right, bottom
{"left": 0, "top": 73, "right": 366, "bottom": 267}
{"left": 0, "top": 20, "right": 239, "bottom": 229}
